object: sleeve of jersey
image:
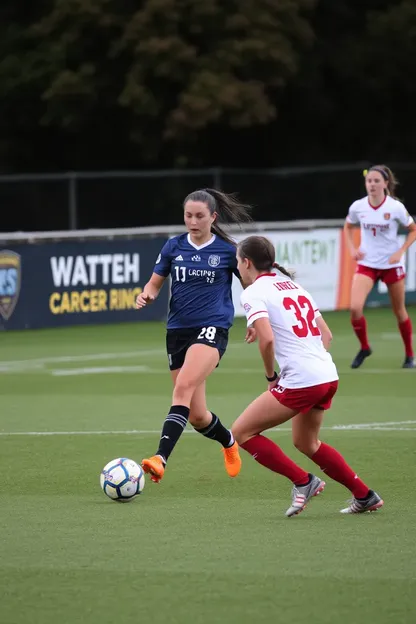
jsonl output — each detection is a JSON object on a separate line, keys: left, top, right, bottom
{"left": 346, "top": 202, "right": 359, "bottom": 224}
{"left": 229, "top": 252, "right": 240, "bottom": 278}
{"left": 152, "top": 240, "right": 171, "bottom": 277}
{"left": 397, "top": 203, "right": 414, "bottom": 227}
{"left": 240, "top": 291, "right": 269, "bottom": 326}
{"left": 310, "top": 295, "right": 322, "bottom": 319}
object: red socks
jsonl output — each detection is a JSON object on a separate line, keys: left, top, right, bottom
{"left": 241, "top": 437, "right": 372, "bottom": 499}
{"left": 241, "top": 435, "right": 309, "bottom": 485}
{"left": 353, "top": 315, "right": 413, "bottom": 357}
{"left": 399, "top": 318, "right": 414, "bottom": 357}
{"left": 351, "top": 315, "right": 370, "bottom": 350}
{"left": 311, "top": 442, "right": 369, "bottom": 498}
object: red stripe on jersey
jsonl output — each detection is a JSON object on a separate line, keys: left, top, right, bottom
{"left": 247, "top": 310, "right": 268, "bottom": 321}
{"left": 368, "top": 196, "right": 387, "bottom": 210}
{"left": 255, "top": 273, "right": 276, "bottom": 281}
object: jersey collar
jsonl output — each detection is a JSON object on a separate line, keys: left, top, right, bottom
{"left": 368, "top": 195, "right": 387, "bottom": 210}
{"left": 255, "top": 272, "right": 276, "bottom": 281}
{"left": 187, "top": 233, "right": 216, "bottom": 250}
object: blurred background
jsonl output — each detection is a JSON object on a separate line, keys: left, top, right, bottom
{"left": 0, "top": 0, "right": 415, "bottom": 231}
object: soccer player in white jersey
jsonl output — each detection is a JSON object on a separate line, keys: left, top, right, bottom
{"left": 344, "top": 165, "right": 416, "bottom": 369}
{"left": 231, "top": 236, "right": 383, "bottom": 516}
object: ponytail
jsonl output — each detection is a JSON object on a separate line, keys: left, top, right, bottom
{"left": 238, "top": 236, "right": 295, "bottom": 278}
{"left": 272, "top": 262, "right": 294, "bottom": 279}
{"left": 184, "top": 188, "right": 252, "bottom": 246}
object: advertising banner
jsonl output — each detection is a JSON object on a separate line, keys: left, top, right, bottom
{"left": 336, "top": 231, "right": 416, "bottom": 309}
{"left": 232, "top": 229, "right": 340, "bottom": 314}
{"left": 0, "top": 238, "right": 168, "bottom": 330}
{"left": 232, "top": 228, "right": 416, "bottom": 315}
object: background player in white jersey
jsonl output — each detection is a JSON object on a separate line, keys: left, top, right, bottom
{"left": 344, "top": 165, "right": 416, "bottom": 369}
{"left": 231, "top": 236, "right": 383, "bottom": 516}
{"left": 135, "top": 189, "right": 252, "bottom": 483}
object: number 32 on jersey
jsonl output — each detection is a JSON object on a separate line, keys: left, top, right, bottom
{"left": 282, "top": 295, "right": 320, "bottom": 338}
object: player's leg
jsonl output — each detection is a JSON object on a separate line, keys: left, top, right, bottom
{"left": 188, "top": 381, "right": 241, "bottom": 477}
{"left": 231, "top": 392, "right": 324, "bottom": 516}
{"left": 350, "top": 271, "right": 375, "bottom": 368}
{"left": 293, "top": 408, "right": 383, "bottom": 513}
{"left": 142, "top": 343, "right": 220, "bottom": 482}
{"left": 386, "top": 277, "right": 414, "bottom": 368}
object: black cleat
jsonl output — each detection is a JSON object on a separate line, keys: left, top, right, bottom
{"left": 351, "top": 348, "right": 372, "bottom": 369}
{"left": 402, "top": 356, "right": 415, "bottom": 369}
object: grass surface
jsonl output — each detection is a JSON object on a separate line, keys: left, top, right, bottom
{"left": 1, "top": 309, "right": 415, "bottom": 624}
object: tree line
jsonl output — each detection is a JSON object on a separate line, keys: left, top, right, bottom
{"left": 0, "top": 0, "right": 414, "bottom": 172}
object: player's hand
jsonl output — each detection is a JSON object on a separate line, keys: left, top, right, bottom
{"left": 135, "top": 292, "right": 155, "bottom": 309}
{"left": 245, "top": 327, "right": 257, "bottom": 343}
{"left": 268, "top": 377, "right": 280, "bottom": 391}
{"left": 388, "top": 251, "right": 403, "bottom": 265}
{"left": 352, "top": 248, "right": 365, "bottom": 261}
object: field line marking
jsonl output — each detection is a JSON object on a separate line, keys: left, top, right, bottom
{"left": 1, "top": 423, "right": 415, "bottom": 436}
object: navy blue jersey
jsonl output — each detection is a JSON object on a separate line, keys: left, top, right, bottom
{"left": 153, "top": 233, "right": 240, "bottom": 329}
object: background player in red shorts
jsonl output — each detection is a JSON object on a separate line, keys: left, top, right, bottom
{"left": 230, "top": 236, "right": 383, "bottom": 517}
{"left": 344, "top": 165, "right": 416, "bottom": 369}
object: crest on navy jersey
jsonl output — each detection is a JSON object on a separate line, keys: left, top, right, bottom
{"left": 208, "top": 254, "right": 220, "bottom": 267}
{"left": 384, "top": 213, "right": 391, "bottom": 220}
{"left": 0, "top": 250, "right": 21, "bottom": 321}
{"left": 192, "top": 255, "right": 201, "bottom": 262}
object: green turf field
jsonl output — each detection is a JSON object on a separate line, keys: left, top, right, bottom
{"left": 1, "top": 308, "right": 415, "bottom": 624}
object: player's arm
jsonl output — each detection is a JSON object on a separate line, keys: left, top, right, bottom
{"left": 316, "top": 315, "right": 333, "bottom": 351}
{"left": 252, "top": 317, "right": 275, "bottom": 380}
{"left": 136, "top": 241, "right": 171, "bottom": 309}
{"left": 239, "top": 278, "right": 258, "bottom": 343}
{"left": 344, "top": 221, "right": 364, "bottom": 261}
{"left": 344, "top": 202, "right": 364, "bottom": 261}
{"left": 136, "top": 273, "right": 166, "bottom": 308}
{"left": 396, "top": 221, "right": 416, "bottom": 255}
{"left": 388, "top": 209, "right": 416, "bottom": 264}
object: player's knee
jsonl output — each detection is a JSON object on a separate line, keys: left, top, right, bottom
{"left": 231, "top": 424, "right": 252, "bottom": 446}
{"left": 393, "top": 306, "right": 407, "bottom": 323}
{"left": 293, "top": 437, "right": 319, "bottom": 457}
{"left": 189, "top": 411, "right": 209, "bottom": 429}
{"left": 173, "top": 377, "right": 198, "bottom": 403}
{"left": 350, "top": 304, "right": 363, "bottom": 320}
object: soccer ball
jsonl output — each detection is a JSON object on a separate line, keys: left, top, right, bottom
{"left": 100, "top": 458, "right": 145, "bottom": 502}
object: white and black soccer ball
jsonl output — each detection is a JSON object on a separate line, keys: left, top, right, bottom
{"left": 100, "top": 458, "right": 145, "bottom": 502}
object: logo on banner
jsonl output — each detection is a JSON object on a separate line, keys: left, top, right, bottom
{"left": 0, "top": 250, "right": 21, "bottom": 320}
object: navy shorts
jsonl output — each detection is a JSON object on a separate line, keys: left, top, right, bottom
{"left": 166, "top": 326, "right": 229, "bottom": 371}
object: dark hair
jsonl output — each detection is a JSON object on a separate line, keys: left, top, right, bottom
{"left": 237, "top": 236, "right": 293, "bottom": 279}
{"left": 366, "top": 165, "right": 399, "bottom": 199}
{"left": 183, "top": 188, "right": 252, "bottom": 245}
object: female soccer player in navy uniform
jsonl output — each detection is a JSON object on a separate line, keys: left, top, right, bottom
{"left": 135, "top": 189, "right": 252, "bottom": 483}
{"left": 344, "top": 165, "right": 416, "bottom": 369}
{"left": 231, "top": 236, "right": 383, "bottom": 516}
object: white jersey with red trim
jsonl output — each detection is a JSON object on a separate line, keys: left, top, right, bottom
{"left": 241, "top": 273, "right": 338, "bottom": 389}
{"left": 346, "top": 195, "right": 413, "bottom": 269}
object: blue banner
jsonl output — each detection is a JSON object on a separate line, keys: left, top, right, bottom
{"left": 0, "top": 238, "right": 168, "bottom": 330}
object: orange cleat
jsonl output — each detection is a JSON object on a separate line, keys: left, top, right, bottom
{"left": 142, "top": 455, "right": 165, "bottom": 483}
{"left": 222, "top": 441, "right": 242, "bottom": 478}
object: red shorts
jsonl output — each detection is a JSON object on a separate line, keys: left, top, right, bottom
{"left": 356, "top": 264, "right": 405, "bottom": 285}
{"left": 270, "top": 380, "right": 339, "bottom": 414}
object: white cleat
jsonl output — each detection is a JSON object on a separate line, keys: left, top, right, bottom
{"left": 286, "top": 474, "right": 326, "bottom": 517}
{"left": 340, "top": 490, "right": 384, "bottom": 514}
